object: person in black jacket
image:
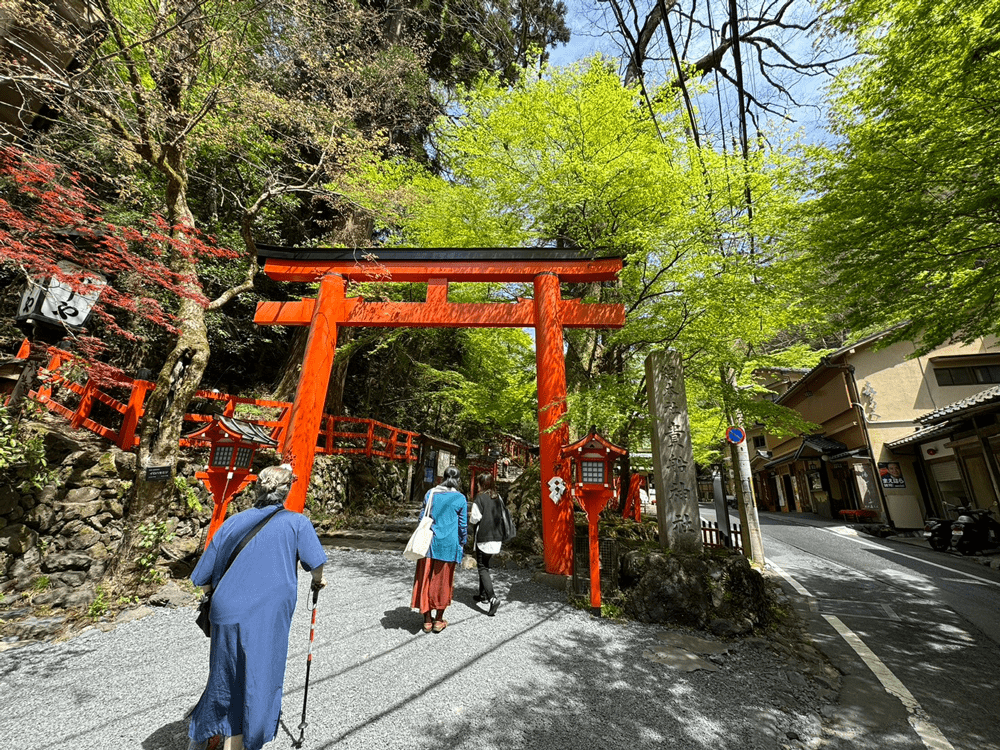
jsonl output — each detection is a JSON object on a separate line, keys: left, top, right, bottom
{"left": 470, "top": 472, "right": 504, "bottom": 616}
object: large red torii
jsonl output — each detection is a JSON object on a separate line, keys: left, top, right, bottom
{"left": 254, "top": 246, "right": 625, "bottom": 575}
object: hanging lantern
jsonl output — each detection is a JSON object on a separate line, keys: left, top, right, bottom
{"left": 15, "top": 260, "right": 106, "bottom": 343}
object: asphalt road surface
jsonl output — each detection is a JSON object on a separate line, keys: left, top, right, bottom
{"left": 745, "top": 509, "right": 1000, "bottom": 750}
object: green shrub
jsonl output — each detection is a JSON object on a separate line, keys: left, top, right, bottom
{"left": 0, "top": 406, "right": 52, "bottom": 490}
{"left": 174, "top": 476, "right": 204, "bottom": 514}
{"left": 88, "top": 586, "right": 109, "bottom": 620}
{"left": 136, "top": 520, "right": 174, "bottom": 584}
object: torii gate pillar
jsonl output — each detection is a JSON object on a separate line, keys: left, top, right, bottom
{"left": 534, "top": 273, "right": 573, "bottom": 575}
{"left": 283, "top": 274, "right": 346, "bottom": 511}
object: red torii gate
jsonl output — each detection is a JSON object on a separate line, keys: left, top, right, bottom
{"left": 254, "top": 246, "right": 625, "bottom": 575}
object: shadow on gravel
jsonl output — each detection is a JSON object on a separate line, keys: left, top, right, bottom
{"left": 403, "top": 626, "right": 802, "bottom": 750}
{"left": 381, "top": 606, "right": 422, "bottom": 634}
{"left": 142, "top": 717, "right": 188, "bottom": 749}
{"left": 309, "top": 607, "right": 566, "bottom": 749}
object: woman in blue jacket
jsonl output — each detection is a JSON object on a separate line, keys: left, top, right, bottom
{"left": 410, "top": 466, "right": 467, "bottom": 633}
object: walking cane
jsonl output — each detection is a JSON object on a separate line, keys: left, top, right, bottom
{"left": 292, "top": 584, "right": 320, "bottom": 749}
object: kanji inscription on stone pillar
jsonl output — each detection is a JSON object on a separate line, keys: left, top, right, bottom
{"left": 645, "top": 349, "right": 701, "bottom": 551}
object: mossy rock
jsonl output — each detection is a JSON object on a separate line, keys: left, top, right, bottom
{"left": 620, "top": 548, "right": 778, "bottom": 635}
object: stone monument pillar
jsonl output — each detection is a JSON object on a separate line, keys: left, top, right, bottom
{"left": 645, "top": 350, "right": 701, "bottom": 552}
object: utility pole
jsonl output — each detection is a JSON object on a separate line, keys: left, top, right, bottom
{"left": 727, "top": 432, "right": 765, "bottom": 566}
{"left": 721, "top": 365, "right": 765, "bottom": 566}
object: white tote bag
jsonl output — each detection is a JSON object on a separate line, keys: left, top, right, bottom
{"left": 403, "top": 490, "right": 437, "bottom": 561}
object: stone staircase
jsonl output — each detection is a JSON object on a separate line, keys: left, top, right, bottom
{"left": 317, "top": 503, "right": 423, "bottom": 551}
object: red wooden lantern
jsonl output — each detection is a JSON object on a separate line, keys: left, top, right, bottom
{"left": 560, "top": 427, "right": 627, "bottom": 616}
{"left": 186, "top": 416, "right": 279, "bottom": 548}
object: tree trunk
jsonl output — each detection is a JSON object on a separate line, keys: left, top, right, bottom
{"left": 272, "top": 328, "right": 308, "bottom": 400}
{"left": 324, "top": 338, "right": 352, "bottom": 416}
{"left": 132, "top": 150, "right": 210, "bottom": 518}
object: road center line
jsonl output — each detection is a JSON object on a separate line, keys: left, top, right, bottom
{"left": 767, "top": 562, "right": 956, "bottom": 750}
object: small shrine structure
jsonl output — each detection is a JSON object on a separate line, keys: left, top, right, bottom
{"left": 186, "top": 416, "right": 279, "bottom": 547}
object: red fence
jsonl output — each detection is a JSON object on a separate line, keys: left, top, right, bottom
{"left": 316, "top": 414, "right": 419, "bottom": 461}
{"left": 17, "top": 345, "right": 419, "bottom": 461}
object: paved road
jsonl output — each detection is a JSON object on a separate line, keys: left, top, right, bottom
{"left": 751, "top": 511, "right": 1000, "bottom": 750}
{"left": 1, "top": 546, "right": 832, "bottom": 750}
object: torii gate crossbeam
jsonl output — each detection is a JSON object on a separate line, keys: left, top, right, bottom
{"left": 255, "top": 247, "right": 625, "bottom": 575}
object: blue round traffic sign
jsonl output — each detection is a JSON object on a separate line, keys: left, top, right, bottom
{"left": 725, "top": 426, "right": 746, "bottom": 445}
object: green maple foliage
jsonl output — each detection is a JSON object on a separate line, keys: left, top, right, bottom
{"left": 399, "top": 59, "right": 823, "bottom": 457}
{"left": 805, "top": 0, "right": 1000, "bottom": 354}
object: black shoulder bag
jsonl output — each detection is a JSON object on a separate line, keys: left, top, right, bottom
{"left": 498, "top": 495, "right": 517, "bottom": 543}
{"left": 195, "top": 508, "right": 285, "bottom": 637}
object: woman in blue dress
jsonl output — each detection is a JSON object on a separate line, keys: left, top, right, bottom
{"left": 410, "top": 466, "right": 467, "bottom": 633}
{"left": 187, "top": 465, "right": 327, "bottom": 750}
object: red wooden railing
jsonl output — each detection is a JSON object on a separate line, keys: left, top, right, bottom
{"left": 13, "top": 344, "right": 420, "bottom": 461}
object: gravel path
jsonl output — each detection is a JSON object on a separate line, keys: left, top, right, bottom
{"left": 0, "top": 547, "right": 829, "bottom": 750}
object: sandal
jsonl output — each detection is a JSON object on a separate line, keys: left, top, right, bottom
{"left": 422, "top": 622, "right": 433, "bottom": 633}
{"left": 432, "top": 620, "right": 449, "bottom": 633}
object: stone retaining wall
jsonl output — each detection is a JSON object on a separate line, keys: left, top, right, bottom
{"left": 0, "top": 443, "right": 194, "bottom": 611}
{"left": 0, "top": 427, "right": 410, "bottom": 625}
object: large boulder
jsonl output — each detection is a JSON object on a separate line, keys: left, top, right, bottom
{"left": 24, "top": 503, "right": 55, "bottom": 531}
{"left": 0, "top": 492, "right": 19, "bottom": 516}
{"left": 11, "top": 615, "right": 66, "bottom": 640}
{"left": 83, "top": 451, "right": 119, "bottom": 479}
{"left": 621, "top": 548, "right": 777, "bottom": 634}
{"left": 0, "top": 524, "right": 38, "bottom": 555}
{"left": 160, "top": 536, "right": 201, "bottom": 578}
{"left": 149, "top": 580, "right": 197, "bottom": 608}
{"left": 41, "top": 550, "right": 93, "bottom": 572}
{"left": 65, "top": 527, "right": 101, "bottom": 550}
{"left": 9, "top": 546, "right": 41, "bottom": 584}
{"left": 57, "top": 487, "right": 103, "bottom": 522}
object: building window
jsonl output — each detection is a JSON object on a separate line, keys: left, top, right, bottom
{"left": 753, "top": 435, "right": 767, "bottom": 449}
{"left": 934, "top": 366, "right": 1000, "bottom": 386}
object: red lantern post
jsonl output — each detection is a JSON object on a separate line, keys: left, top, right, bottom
{"left": 185, "top": 416, "right": 279, "bottom": 548}
{"left": 560, "top": 428, "right": 627, "bottom": 616}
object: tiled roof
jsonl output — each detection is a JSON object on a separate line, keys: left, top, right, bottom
{"left": 885, "top": 423, "right": 955, "bottom": 449}
{"left": 799, "top": 435, "right": 849, "bottom": 455}
{"left": 218, "top": 415, "right": 278, "bottom": 448}
{"left": 916, "top": 385, "right": 1000, "bottom": 425}
{"left": 827, "top": 448, "right": 870, "bottom": 462}
{"left": 762, "top": 434, "right": 849, "bottom": 469}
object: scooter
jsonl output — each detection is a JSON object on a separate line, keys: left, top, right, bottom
{"left": 923, "top": 502, "right": 962, "bottom": 552}
{"left": 950, "top": 502, "right": 1000, "bottom": 555}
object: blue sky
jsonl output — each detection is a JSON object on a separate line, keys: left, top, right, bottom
{"left": 542, "top": 1, "right": 841, "bottom": 147}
